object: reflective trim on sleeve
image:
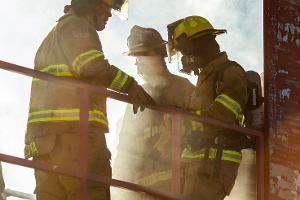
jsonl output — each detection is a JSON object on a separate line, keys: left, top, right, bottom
{"left": 28, "top": 109, "right": 108, "bottom": 126}
{"left": 215, "top": 94, "right": 243, "bottom": 123}
{"left": 25, "top": 142, "right": 39, "bottom": 158}
{"left": 33, "top": 64, "right": 73, "bottom": 82}
{"left": 136, "top": 170, "right": 172, "bottom": 186}
{"left": 109, "top": 69, "right": 129, "bottom": 92}
{"left": 72, "top": 49, "right": 104, "bottom": 73}
{"left": 181, "top": 147, "right": 242, "bottom": 164}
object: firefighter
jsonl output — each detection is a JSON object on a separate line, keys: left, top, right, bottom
{"left": 167, "top": 16, "right": 248, "bottom": 200}
{"left": 0, "top": 163, "right": 5, "bottom": 200}
{"left": 113, "top": 25, "right": 194, "bottom": 199}
{"left": 24, "top": 0, "right": 155, "bottom": 199}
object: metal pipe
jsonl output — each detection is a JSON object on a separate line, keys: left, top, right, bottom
{"left": 0, "top": 60, "right": 264, "bottom": 138}
{"left": 257, "top": 134, "right": 265, "bottom": 200}
{"left": 171, "top": 114, "right": 181, "bottom": 193}
{"left": 0, "top": 154, "right": 198, "bottom": 200}
{"left": 5, "top": 188, "right": 36, "bottom": 200}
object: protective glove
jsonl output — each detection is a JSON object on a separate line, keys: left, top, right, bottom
{"left": 127, "top": 81, "right": 156, "bottom": 114}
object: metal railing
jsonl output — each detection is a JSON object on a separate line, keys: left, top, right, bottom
{"left": 0, "top": 60, "right": 265, "bottom": 200}
{"left": 5, "top": 189, "right": 36, "bottom": 200}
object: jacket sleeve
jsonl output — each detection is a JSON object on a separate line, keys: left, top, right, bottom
{"left": 201, "top": 64, "right": 247, "bottom": 124}
{"left": 59, "top": 17, "right": 134, "bottom": 93}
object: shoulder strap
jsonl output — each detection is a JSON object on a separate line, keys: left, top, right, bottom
{"left": 216, "top": 61, "right": 242, "bottom": 83}
{"left": 215, "top": 61, "right": 244, "bottom": 96}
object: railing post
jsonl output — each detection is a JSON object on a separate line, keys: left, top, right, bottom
{"left": 79, "top": 88, "right": 89, "bottom": 200}
{"left": 257, "top": 135, "right": 265, "bottom": 200}
{"left": 171, "top": 114, "right": 181, "bottom": 194}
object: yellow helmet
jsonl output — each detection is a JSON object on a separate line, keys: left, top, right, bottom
{"left": 167, "top": 16, "right": 226, "bottom": 50}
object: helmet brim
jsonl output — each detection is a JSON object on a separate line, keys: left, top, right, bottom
{"left": 123, "top": 41, "right": 167, "bottom": 56}
{"left": 189, "top": 29, "right": 227, "bottom": 40}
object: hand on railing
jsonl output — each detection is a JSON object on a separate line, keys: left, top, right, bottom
{"left": 127, "top": 81, "right": 156, "bottom": 114}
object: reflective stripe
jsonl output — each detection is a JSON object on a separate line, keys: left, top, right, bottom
{"left": 25, "top": 142, "right": 39, "bottom": 158}
{"left": 215, "top": 94, "right": 243, "bottom": 123}
{"left": 28, "top": 109, "right": 108, "bottom": 126}
{"left": 181, "top": 148, "right": 206, "bottom": 159}
{"left": 33, "top": 64, "right": 73, "bottom": 82}
{"left": 138, "top": 126, "right": 160, "bottom": 141}
{"left": 72, "top": 49, "right": 104, "bottom": 73}
{"left": 191, "top": 110, "right": 204, "bottom": 131}
{"left": 181, "top": 147, "right": 242, "bottom": 163}
{"left": 136, "top": 170, "right": 171, "bottom": 186}
{"left": 109, "top": 69, "right": 129, "bottom": 92}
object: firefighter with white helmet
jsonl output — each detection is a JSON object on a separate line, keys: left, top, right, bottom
{"left": 24, "top": 0, "right": 155, "bottom": 199}
{"left": 167, "top": 16, "right": 248, "bottom": 200}
{"left": 114, "top": 25, "right": 194, "bottom": 200}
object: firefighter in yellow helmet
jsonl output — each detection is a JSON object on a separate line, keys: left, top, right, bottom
{"left": 167, "top": 16, "right": 248, "bottom": 200}
{"left": 113, "top": 25, "right": 194, "bottom": 200}
{"left": 24, "top": 0, "right": 155, "bottom": 199}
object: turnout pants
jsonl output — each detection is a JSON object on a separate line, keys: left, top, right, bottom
{"left": 183, "top": 159, "right": 239, "bottom": 200}
{"left": 33, "top": 133, "right": 112, "bottom": 200}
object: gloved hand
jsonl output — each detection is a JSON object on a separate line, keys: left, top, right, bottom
{"left": 127, "top": 81, "right": 156, "bottom": 114}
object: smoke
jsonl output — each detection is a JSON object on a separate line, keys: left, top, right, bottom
{"left": 0, "top": 0, "right": 262, "bottom": 199}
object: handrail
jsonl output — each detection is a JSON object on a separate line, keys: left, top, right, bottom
{"left": 0, "top": 60, "right": 263, "bottom": 137}
{"left": 5, "top": 188, "right": 36, "bottom": 200}
{"left": 0, "top": 154, "right": 194, "bottom": 200}
{"left": 0, "top": 60, "right": 264, "bottom": 200}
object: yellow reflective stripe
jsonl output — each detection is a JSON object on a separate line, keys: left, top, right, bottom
{"left": 136, "top": 170, "right": 171, "bottom": 186}
{"left": 88, "top": 118, "right": 108, "bottom": 126}
{"left": 109, "top": 70, "right": 122, "bottom": 89}
{"left": 28, "top": 117, "right": 79, "bottom": 124}
{"left": 181, "top": 148, "right": 241, "bottom": 163}
{"left": 30, "top": 109, "right": 79, "bottom": 115}
{"left": 215, "top": 94, "right": 243, "bottom": 120}
{"left": 25, "top": 142, "right": 39, "bottom": 158}
{"left": 33, "top": 64, "right": 73, "bottom": 82}
{"left": 28, "top": 109, "right": 108, "bottom": 126}
{"left": 223, "top": 149, "right": 242, "bottom": 156}
{"left": 88, "top": 109, "right": 108, "bottom": 126}
{"left": 119, "top": 74, "right": 129, "bottom": 90}
{"left": 181, "top": 148, "right": 205, "bottom": 159}
{"left": 109, "top": 70, "right": 129, "bottom": 92}
{"left": 195, "top": 110, "right": 201, "bottom": 115}
{"left": 191, "top": 121, "right": 204, "bottom": 131}
{"left": 191, "top": 110, "right": 203, "bottom": 131}
{"left": 221, "top": 157, "right": 241, "bottom": 163}
{"left": 72, "top": 49, "right": 104, "bottom": 73}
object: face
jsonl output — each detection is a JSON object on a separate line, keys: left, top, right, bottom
{"left": 134, "top": 52, "right": 165, "bottom": 76}
{"left": 94, "top": 3, "right": 112, "bottom": 31}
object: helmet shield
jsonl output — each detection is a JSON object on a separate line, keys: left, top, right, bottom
{"left": 167, "top": 15, "right": 226, "bottom": 64}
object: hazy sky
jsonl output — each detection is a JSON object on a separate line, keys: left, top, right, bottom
{"left": 0, "top": 0, "right": 262, "bottom": 199}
